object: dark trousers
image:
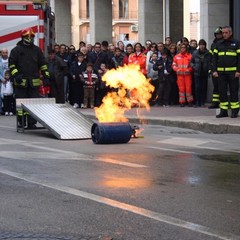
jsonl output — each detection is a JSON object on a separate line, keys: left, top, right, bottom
{"left": 211, "top": 76, "right": 220, "bottom": 103}
{"left": 218, "top": 73, "right": 239, "bottom": 109}
{"left": 3, "top": 95, "right": 14, "bottom": 113}
{"left": 70, "top": 80, "right": 84, "bottom": 105}
{"left": 15, "top": 86, "right": 40, "bottom": 126}
{"left": 169, "top": 73, "right": 179, "bottom": 105}
{"left": 194, "top": 75, "right": 208, "bottom": 106}
{"left": 149, "top": 79, "right": 159, "bottom": 105}
{"left": 156, "top": 79, "right": 171, "bottom": 105}
{"left": 50, "top": 81, "right": 65, "bottom": 103}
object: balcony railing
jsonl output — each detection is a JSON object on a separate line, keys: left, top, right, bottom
{"left": 79, "top": 10, "right": 138, "bottom": 20}
{"left": 79, "top": 10, "right": 89, "bottom": 19}
{"left": 113, "top": 11, "right": 138, "bottom": 20}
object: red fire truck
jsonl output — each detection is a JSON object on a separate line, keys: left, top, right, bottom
{"left": 0, "top": 0, "right": 55, "bottom": 55}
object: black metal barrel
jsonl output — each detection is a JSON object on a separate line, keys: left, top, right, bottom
{"left": 91, "top": 122, "right": 133, "bottom": 144}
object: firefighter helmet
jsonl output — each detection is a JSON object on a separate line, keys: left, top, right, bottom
{"left": 214, "top": 26, "right": 222, "bottom": 35}
{"left": 21, "top": 28, "right": 35, "bottom": 44}
{"left": 21, "top": 28, "right": 35, "bottom": 37}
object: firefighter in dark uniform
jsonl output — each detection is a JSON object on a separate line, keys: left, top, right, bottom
{"left": 9, "top": 28, "right": 50, "bottom": 128}
{"left": 212, "top": 26, "right": 240, "bottom": 118}
{"left": 208, "top": 26, "right": 223, "bottom": 109}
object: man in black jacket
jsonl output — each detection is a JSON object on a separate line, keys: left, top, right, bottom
{"left": 212, "top": 26, "right": 240, "bottom": 118}
{"left": 47, "top": 49, "right": 68, "bottom": 103}
{"left": 153, "top": 48, "right": 173, "bottom": 107}
{"left": 69, "top": 52, "right": 87, "bottom": 108}
{"left": 9, "top": 28, "right": 50, "bottom": 128}
{"left": 208, "top": 26, "right": 223, "bottom": 109}
{"left": 88, "top": 42, "right": 108, "bottom": 106}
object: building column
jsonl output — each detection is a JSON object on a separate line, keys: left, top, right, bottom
{"left": 89, "top": 0, "right": 112, "bottom": 44}
{"left": 233, "top": 0, "right": 240, "bottom": 40}
{"left": 169, "top": 0, "right": 183, "bottom": 42}
{"left": 71, "top": 0, "right": 80, "bottom": 48}
{"left": 138, "top": 0, "right": 183, "bottom": 44}
{"left": 200, "top": 0, "right": 229, "bottom": 47}
{"left": 53, "top": 0, "right": 71, "bottom": 45}
{"left": 138, "top": 0, "right": 163, "bottom": 44}
{"left": 200, "top": 0, "right": 229, "bottom": 102}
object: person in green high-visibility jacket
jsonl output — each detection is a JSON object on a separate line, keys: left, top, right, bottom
{"left": 212, "top": 26, "right": 240, "bottom": 118}
{"left": 9, "top": 27, "right": 50, "bottom": 128}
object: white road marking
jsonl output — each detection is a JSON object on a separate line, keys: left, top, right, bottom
{"left": 157, "top": 137, "right": 211, "bottom": 147}
{"left": 0, "top": 168, "right": 239, "bottom": 240}
{"left": 148, "top": 146, "right": 194, "bottom": 154}
{"left": 157, "top": 137, "right": 240, "bottom": 153}
{"left": 0, "top": 137, "right": 147, "bottom": 168}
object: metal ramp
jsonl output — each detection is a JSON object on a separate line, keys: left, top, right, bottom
{"left": 16, "top": 98, "right": 93, "bottom": 140}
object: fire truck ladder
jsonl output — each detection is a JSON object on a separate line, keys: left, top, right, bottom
{"left": 16, "top": 98, "right": 93, "bottom": 140}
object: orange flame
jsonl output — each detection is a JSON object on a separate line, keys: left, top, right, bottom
{"left": 95, "top": 64, "right": 154, "bottom": 122}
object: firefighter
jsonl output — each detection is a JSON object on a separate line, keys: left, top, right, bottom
{"left": 212, "top": 26, "right": 240, "bottom": 118}
{"left": 208, "top": 26, "right": 223, "bottom": 109}
{"left": 9, "top": 27, "right": 50, "bottom": 128}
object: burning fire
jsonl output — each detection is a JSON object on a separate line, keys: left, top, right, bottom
{"left": 95, "top": 64, "right": 154, "bottom": 122}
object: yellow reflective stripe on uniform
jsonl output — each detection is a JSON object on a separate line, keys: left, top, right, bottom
{"left": 9, "top": 64, "right": 16, "bottom": 69}
{"left": 9, "top": 64, "right": 18, "bottom": 75}
{"left": 220, "top": 102, "right": 228, "bottom": 110}
{"left": 17, "top": 109, "right": 28, "bottom": 116}
{"left": 11, "top": 69, "right": 18, "bottom": 75}
{"left": 213, "top": 49, "right": 218, "bottom": 53}
{"left": 226, "top": 52, "right": 237, "bottom": 56}
{"left": 45, "top": 71, "right": 50, "bottom": 77}
{"left": 40, "top": 65, "right": 48, "bottom": 71}
{"left": 230, "top": 102, "right": 240, "bottom": 109}
{"left": 231, "top": 102, "right": 239, "bottom": 106}
{"left": 14, "top": 79, "right": 27, "bottom": 87}
{"left": 218, "top": 52, "right": 225, "bottom": 56}
{"left": 221, "top": 102, "right": 228, "bottom": 106}
{"left": 212, "top": 93, "right": 220, "bottom": 102}
{"left": 17, "top": 109, "right": 23, "bottom": 116}
{"left": 237, "top": 49, "right": 240, "bottom": 53}
{"left": 217, "top": 67, "right": 237, "bottom": 71}
{"left": 32, "top": 78, "right": 41, "bottom": 87}
{"left": 225, "top": 67, "right": 237, "bottom": 71}
{"left": 209, "top": 49, "right": 213, "bottom": 55}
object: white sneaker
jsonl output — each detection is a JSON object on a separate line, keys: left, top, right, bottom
{"left": 73, "top": 103, "right": 79, "bottom": 109}
{"left": 81, "top": 103, "right": 84, "bottom": 108}
{"left": 5, "top": 112, "right": 9, "bottom": 116}
{"left": 9, "top": 112, "right": 13, "bottom": 116}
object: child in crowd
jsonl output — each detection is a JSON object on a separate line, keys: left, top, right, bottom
{"left": 70, "top": 53, "right": 87, "bottom": 108}
{"left": 81, "top": 63, "right": 99, "bottom": 108}
{"left": 97, "top": 63, "right": 110, "bottom": 104}
{"left": 147, "top": 52, "right": 159, "bottom": 105}
{"left": 153, "top": 49, "right": 173, "bottom": 107}
{"left": 1, "top": 70, "right": 14, "bottom": 115}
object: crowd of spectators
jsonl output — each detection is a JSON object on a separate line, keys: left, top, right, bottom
{"left": 46, "top": 36, "right": 212, "bottom": 109}
{"left": 1, "top": 27, "right": 236, "bottom": 116}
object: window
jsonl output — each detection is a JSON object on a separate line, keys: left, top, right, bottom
{"left": 119, "top": 0, "right": 128, "bottom": 18}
